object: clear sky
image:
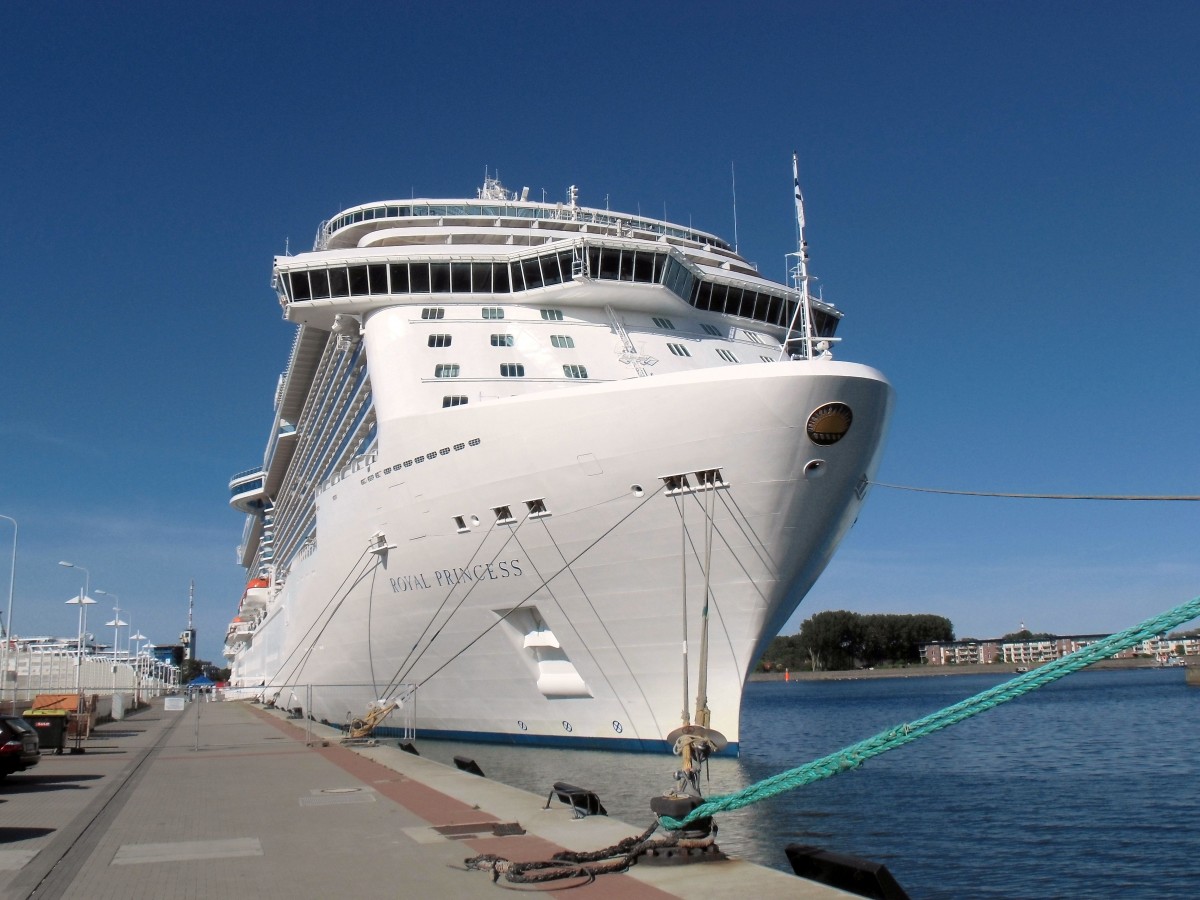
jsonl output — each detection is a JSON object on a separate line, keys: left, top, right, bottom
{"left": 2, "top": 2, "right": 1197, "bottom": 662}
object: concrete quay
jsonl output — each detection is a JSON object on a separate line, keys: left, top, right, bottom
{"left": 0, "top": 698, "right": 858, "bottom": 899}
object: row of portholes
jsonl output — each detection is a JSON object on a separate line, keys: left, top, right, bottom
{"left": 515, "top": 720, "right": 625, "bottom": 734}
{"left": 352, "top": 437, "right": 483, "bottom": 487}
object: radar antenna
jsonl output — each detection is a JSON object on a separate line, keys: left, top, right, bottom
{"left": 477, "top": 168, "right": 516, "bottom": 201}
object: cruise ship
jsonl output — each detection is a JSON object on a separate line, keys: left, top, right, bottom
{"left": 225, "top": 168, "right": 892, "bottom": 753}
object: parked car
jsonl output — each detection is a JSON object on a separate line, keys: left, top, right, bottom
{"left": 0, "top": 715, "right": 41, "bottom": 778}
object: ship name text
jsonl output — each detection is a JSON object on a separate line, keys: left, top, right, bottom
{"left": 389, "top": 559, "right": 524, "bottom": 593}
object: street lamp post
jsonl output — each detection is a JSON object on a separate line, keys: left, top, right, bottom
{"left": 0, "top": 515, "right": 16, "bottom": 713}
{"left": 97, "top": 590, "right": 126, "bottom": 697}
{"left": 129, "top": 630, "right": 146, "bottom": 704}
{"left": 60, "top": 561, "right": 95, "bottom": 692}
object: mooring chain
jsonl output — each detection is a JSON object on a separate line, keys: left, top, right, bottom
{"left": 464, "top": 820, "right": 722, "bottom": 885}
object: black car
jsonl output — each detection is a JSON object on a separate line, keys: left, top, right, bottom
{"left": 0, "top": 715, "right": 41, "bottom": 777}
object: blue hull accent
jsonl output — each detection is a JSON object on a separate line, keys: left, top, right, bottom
{"left": 364, "top": 724, "right": 739, "bottom": 756}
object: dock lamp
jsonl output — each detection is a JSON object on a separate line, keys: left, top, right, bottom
{"left": 97, "top": 590, "right": 127, "bottom": 694}
{"left": 129, "top": 631, "right": 147, "bottom": 702}
{"left": 60, "top": 561, "right": 95, "bottom": 691}
{"left": 96, "top": 590, "right": 126, "bottom": 662}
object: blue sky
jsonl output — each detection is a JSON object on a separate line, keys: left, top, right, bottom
{"left": 2, "top": 2, "right": 1197, "bottom": 661}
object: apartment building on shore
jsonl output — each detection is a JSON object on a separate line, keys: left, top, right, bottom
{"left": 920, "top": 633, "right": 1200, "bottom": 666}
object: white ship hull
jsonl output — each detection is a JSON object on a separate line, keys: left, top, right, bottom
{"left": 228, "top": 360, "right": 890, "bottom": 750}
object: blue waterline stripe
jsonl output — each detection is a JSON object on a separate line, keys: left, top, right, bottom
{"left": 367, "top": 724, "right": 739, "bottom": 755}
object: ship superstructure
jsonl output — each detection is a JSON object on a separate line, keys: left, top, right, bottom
{"left": 226, "top": 172, "right": 892, "bottom": 751}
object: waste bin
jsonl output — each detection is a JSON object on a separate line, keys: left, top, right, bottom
{"left": 23, "top": 709, "right": 69, "bottom": 754}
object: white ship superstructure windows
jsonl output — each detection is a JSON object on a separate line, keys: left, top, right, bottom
{"left": 667, "top": 343, "right": 691, "bottom": 357}
{"left": 522, "top": 258, "right": 546, "bottom": 289}
{"left": 653, "top": 317, "right": 676, "bottom": 330}
{"left": 761, "top": 355, "right": 774, "bottom": 363}
{"left": 700, "top": 323, "right": 723, "bottom": 336}
{"left": 281, "top": 246, "right": 843, "bottom": 338}
{"left": 428, "top": 334, "right": 452, "bottom": 347}
{"left": 442, "top": 395, "right": 468, "bottom": 407}
{"left": 744, "top": 331, "right": 764, "bottom": 344}
{"left": 550, "top": 335, "right": 574, "bottom": 349}
{"left": 451, "top": 263, "right": 471, "bottom": 293}
{"left": 563, "top": 365, "right": 588, "bottom": 379}
{"left": 430, "top": 264, "right": 451, "bottom": 293}
{"left": 421, "top": 307, "right": 445, "bottom": 319}
{"left": 490, "top": 334, "right": 514, "bottom": 347}
{"left": 500, "top": 364, "right": 525, "bottom": 377}
{"left": 434, "top": 364, "right": 460, "bottom": 378}
{"left": 410, "top": 265, "right": 431, "bottom": 292}
{"left": 471, "top": 262, "right": 493, "bottom": 292}
{"left": 540, "top": 308, "right": 564, "bottom": 321}
{"left": 584, "top": 246, "right": 664, "bottom": 283}
{"left": 481, "top": 307, "right": 505, "bottom": 319}
{"left": 716, "top": 349, "right": 739, "bottom": 363}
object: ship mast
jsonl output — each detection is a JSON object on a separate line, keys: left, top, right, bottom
{"left": 781, "top": 152, "right": 816, "bottom": 360}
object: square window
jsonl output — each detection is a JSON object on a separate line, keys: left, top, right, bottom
{"left": 667, "top": 343, "right": 691, "bottom": 357}
{"left": 716, "top": 349, "right": 739, "bottom": 363}
{"left": 442, "top": 395, "right": 468, "bottom": 407}
{"left": 490, "top": 334, "right": 514, "bottom": 347}
{"left": 700, "top": 323, "right": 722, "bottom": 336}
{"left": 540, "top": 309, "right": 564, "bottom": 321}
{"left": 482, "top": 307, "right": 505, "bottom": 319}
{"left": 428, "top": 334, "right": 452, "bottom": 348}
{"left": 434, "top": 364, "right": 460, "bottom": 378}
{"left": 550, "top": 334, "right": 574, "bottom": 349}
{"left": 500, "top": 363, "right": 525, "bottom": 377}
{"left": 653, "top": 317, "right": 675, "bottom": 330}
{"left": 563, "top": 365, "right": 588, "bottom": 379}
{"left": 451, "top": 263, "right": 471, "bottom": 293}
{"left": 421, "top": 307, "right": 445, "bottom": 320}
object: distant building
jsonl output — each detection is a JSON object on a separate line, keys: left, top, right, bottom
{"left": 922, "top": 640, "right": 999, "bottom": 666}
{"left": 920, "top": 633, "right": 1200, "bottom": 666}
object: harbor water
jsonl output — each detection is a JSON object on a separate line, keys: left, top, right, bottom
{"left": 416, "top": 667, "right": 1200, "bottom": 898}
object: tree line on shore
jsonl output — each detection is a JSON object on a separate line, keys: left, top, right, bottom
{"left": 759, "top": 610, "right": 954, "bottom": 672}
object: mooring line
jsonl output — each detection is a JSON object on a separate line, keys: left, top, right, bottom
{"left": 870, "top": 481, "right": 1200, "bottom": 501}
{"left": 659, "top": 594, "right": 1200, "bottom": 829}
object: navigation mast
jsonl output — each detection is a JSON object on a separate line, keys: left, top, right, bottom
{"left": 781, "top": 152, "right": 816, "bottom": 360}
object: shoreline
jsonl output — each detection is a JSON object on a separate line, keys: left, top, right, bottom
{"left": 749, "top": 655, "right": 1194, "bottom": 682}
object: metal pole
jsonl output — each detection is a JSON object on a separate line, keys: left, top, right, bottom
{"left": 0, "top": 514, "right": 16, "bottom": 714}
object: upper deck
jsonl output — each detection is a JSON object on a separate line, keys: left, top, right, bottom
{"left": 317, "top": 183, "right": 731, "bottom": 254}
{"left": 276, "top": 181, "right": 841, "bottom": 343}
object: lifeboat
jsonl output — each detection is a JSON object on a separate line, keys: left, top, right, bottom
{"left": 240, "top": 577, "right": 270, "bottom": 613}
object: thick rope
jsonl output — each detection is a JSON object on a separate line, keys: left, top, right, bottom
{"left": 870, "top": 481, "right": 1200, "bottom": 501}
{"left": 660, "top": 594, "right": 1200, "bottom": 829}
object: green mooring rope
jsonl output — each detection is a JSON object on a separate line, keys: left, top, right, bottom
{"left": 660, "top": 594, "right": 1200, "bottom": 830}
